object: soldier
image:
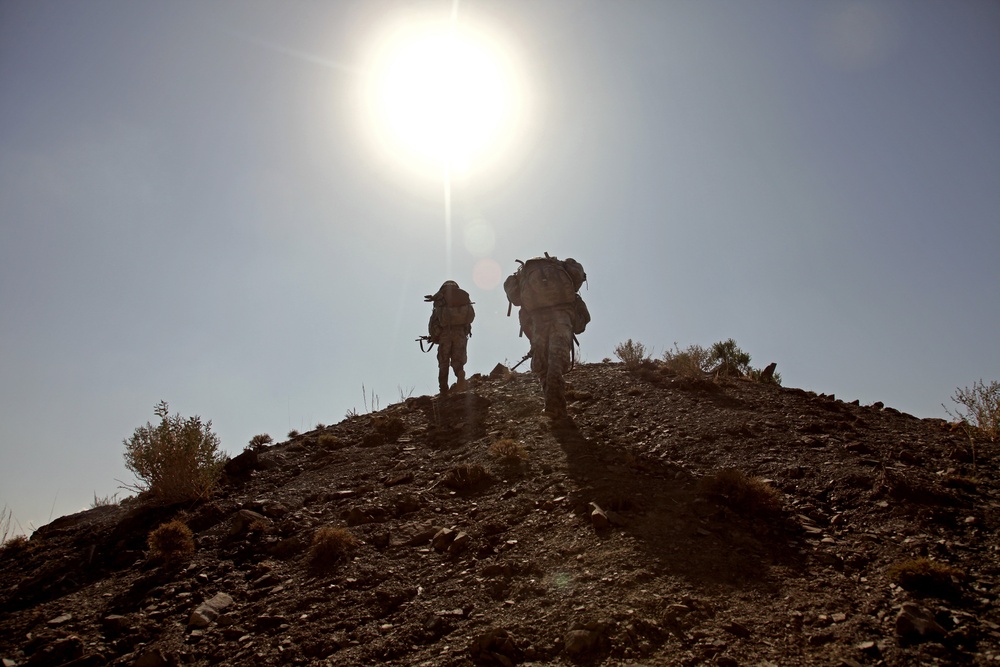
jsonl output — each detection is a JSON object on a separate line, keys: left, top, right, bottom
{"left": 504, "top": 254, "right": 589, "bottom": 419}
{"left": 425, "top": 281, "right": 475, "bottom": 395}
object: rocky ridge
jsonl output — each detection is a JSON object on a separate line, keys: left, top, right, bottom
{"left": 1, "top": 361, "right": 999, "bottom": 666}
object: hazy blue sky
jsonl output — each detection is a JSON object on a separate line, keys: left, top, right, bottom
{"left": 2, "top": 1, "right": 998, "bottom": 536}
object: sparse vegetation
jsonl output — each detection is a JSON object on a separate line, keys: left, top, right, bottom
{"left": 315, "top": 423, "right": 326, "bottom": 430}
{"left": 362, "top": 384, "right": 380, "bottom": 414}
{"left": 666, "top": 338, "right": 784, "bottom": 385}
{"left": 442, "top": 463, "right": 491, "bottom": 491}
{"left": 489, "top": 439, "right": 528, "bottom": 462}
{"left": 700, "top": 469, "right": 782, "bottom": 515}
{"left": 318, "top": 434, "right": 340, "bottom": 449}
{"left": 122, "top": 401, "right": 228, "bottom": 502}
{"left": 888, "top": 557, "right": 964, "bottom": 599}
{"left": 614, "top": 339, "right": 650, "bottom": 369}
{"left": 1, "top": 506, "right": 22, "bottom": 548}
{"left": 248, "top": 433, "right": 273, "bottom": 450}
{"left": 308, "top": 526, "right": 360, "bottom": 572}
{"left": 662, "top": 343, "right": 714, "bottom": 378}
{"left": 709, "top": 338, "right": 752, "bottom": 377}
{"left": 288, "top": 429, "right": 300, "bottom": 438}
{"left": 147, "top": 519, "right": 195, "bottom": 563}
{"left": 946, "top": 379, "right": 1000, "bottom": 445}
{"left": 91, "top": 492, "right": 120, "bottom": 508}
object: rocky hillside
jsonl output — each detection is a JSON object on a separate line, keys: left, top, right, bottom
{"left": 2, "top": 361, "right": 999, "bottom": 667}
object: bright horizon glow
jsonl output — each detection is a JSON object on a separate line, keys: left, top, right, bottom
{"left": 360, "top": 18, "right": 526, "bottom": 182}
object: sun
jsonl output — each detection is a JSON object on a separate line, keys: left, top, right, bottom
{"left": 361, "top": 18, "right": 526, "bottom": 179}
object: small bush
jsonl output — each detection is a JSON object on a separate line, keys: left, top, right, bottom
{"left": 248, "top": 433, "right": 273, "bottom": 449}
{"left": 0, "top": 534, "right": 29, "bottom": 558}
{"left": 123, "top": 401, "right": 228, "bottom": 502}
{"left": 442, "top": 463, "right": 491, "bottom": 491}
{"left": 288, "top": 429, "right": 300, "bottom": 438}
{"left": 614, "top": 339, "right": 650, "bottom": 369}
{"left": 489, "top": 439, "right": 528, "bottom": 462}
{"left": 709, "top": 339, "right": 752, "bottom": 377}
{"left": 662, "top": 343, "right": 714, "bottom": 378}
{"left": 147, "top": 519, "right": 195, "bottom": 563}
{"left": 308, "top": 526, "right": 360, "bottom": 572}
{"left": 888, "top": 557, "right": 964, "bottom": 599}
{"left": 946, "top": 379, "right": 1000, "bottom": 443}
{"left": 700, "top": 469, "right": 781, "bottom": 515}
{"left": 318, "top": 434, "right": 340, "bottom": 449}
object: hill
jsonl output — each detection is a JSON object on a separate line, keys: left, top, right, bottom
{"left": 2, "top": 361, "right": 998, "bottom": 666}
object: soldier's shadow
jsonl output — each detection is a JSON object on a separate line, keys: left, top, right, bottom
{"left": 549, "top": 421, "right": 805, "bottom": 589}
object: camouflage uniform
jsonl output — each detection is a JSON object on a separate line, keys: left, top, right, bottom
{"left": 426, "top": 280, "right": 473, "bottom": 395}
{"left": 435, "top": 326, "right": 468, "bottom": 394}
{"left": 527, "top": 306, "right": 575, "bottom": 418}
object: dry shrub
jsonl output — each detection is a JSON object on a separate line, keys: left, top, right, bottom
{"left": 888, "top": 557, "right": 964, "bottom": 599}
{"left": 700, "top": 469, "right": 781, "bottom": 515}
{"left": 614, "top": 339, "right": 650, "bottom": 369}
{"left": 123, "top": 401, "right": 228, "bottom": 502}
{"left": 248, "top": 433, "right": 273, "bottom": 449}
{"left": 318, "top": 434, "right": 340, "bottom": 450}
{"left": 309, "top": 526, "right": 360, "bottom": 572}
{"left": 442, "top": 463, "right": 491, "bottom": 491}
{"left": 147, "top": 519, "right": 195, "bottom": 563}
{"left": 0, "top": 534, "right": 29, "bottom": 558}
{"left": 662, "top": 343, "right": 713, "bottom": 378}
{"left": 489, "top": 439, "right": 528, "bottom": 462}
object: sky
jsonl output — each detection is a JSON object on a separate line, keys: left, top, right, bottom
{"left": 2, "top": 1, "right": 998, "bottom": 537}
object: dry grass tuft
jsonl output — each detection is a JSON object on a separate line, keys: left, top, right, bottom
{"left": 700, "top": 469, "right": 782, "bottom": 515}
{"left": 308, "top": 526, "right": 360, "bottom": 572}
{"left": 489, "top": 439, "right": 528, "bottom": 462}
{"left": 147, "top": 519, "right": 195, "bottom": 563}
{"left": 442, "top": 463, "right": 492, "bottom": 491}
{"left": 888, "top": 557, "right": 964, "bottom": 599}
{"left": 318, "top": 434, "right": 340, "bottom": 449}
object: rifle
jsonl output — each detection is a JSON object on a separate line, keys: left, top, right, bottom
{"left": 510, "top": 350, "right": 532, "bottom": 371}
{"left": 415, "top": 336, "right": 435, "bottom": 353}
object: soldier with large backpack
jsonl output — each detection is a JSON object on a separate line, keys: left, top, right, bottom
{"left": 424, "top": 280, "right": 475, "bottom": 395}
{"left": 504, "top": 253, "right": 589, "bottom": 420}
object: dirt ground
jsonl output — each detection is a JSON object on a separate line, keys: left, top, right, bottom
{"left": 2, "top": 361, "right": 999, "bottom": 666}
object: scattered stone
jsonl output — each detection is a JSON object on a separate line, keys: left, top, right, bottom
{"left": 896, "top": 603, "right": 946, "bottom": 644}
{"left": 589, "top": 503, "right": 610, "bottom": 530}
{"left": 469, "top": 627, "right": 522, "bottom": 666}
{"left": 133, "top": 647, "right": 173, "bottom": 667}
{"left": 229, "top": 510, "right": 269, "bottom": 536}
{"left": 188, "top": 592, "right": 234, "bottom": 628}
{"left": 24, "top": 635, "right": 84, "bottom": 666}
{"left": 432, "top": 527, "right": 457, "bottom": 552}
{"left": 723, "top": 621, "right": 751, "bottom": 638}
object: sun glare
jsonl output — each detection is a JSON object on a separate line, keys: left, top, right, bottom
{"left": 361, "top": 18, "right": 525, "bottom": 180}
